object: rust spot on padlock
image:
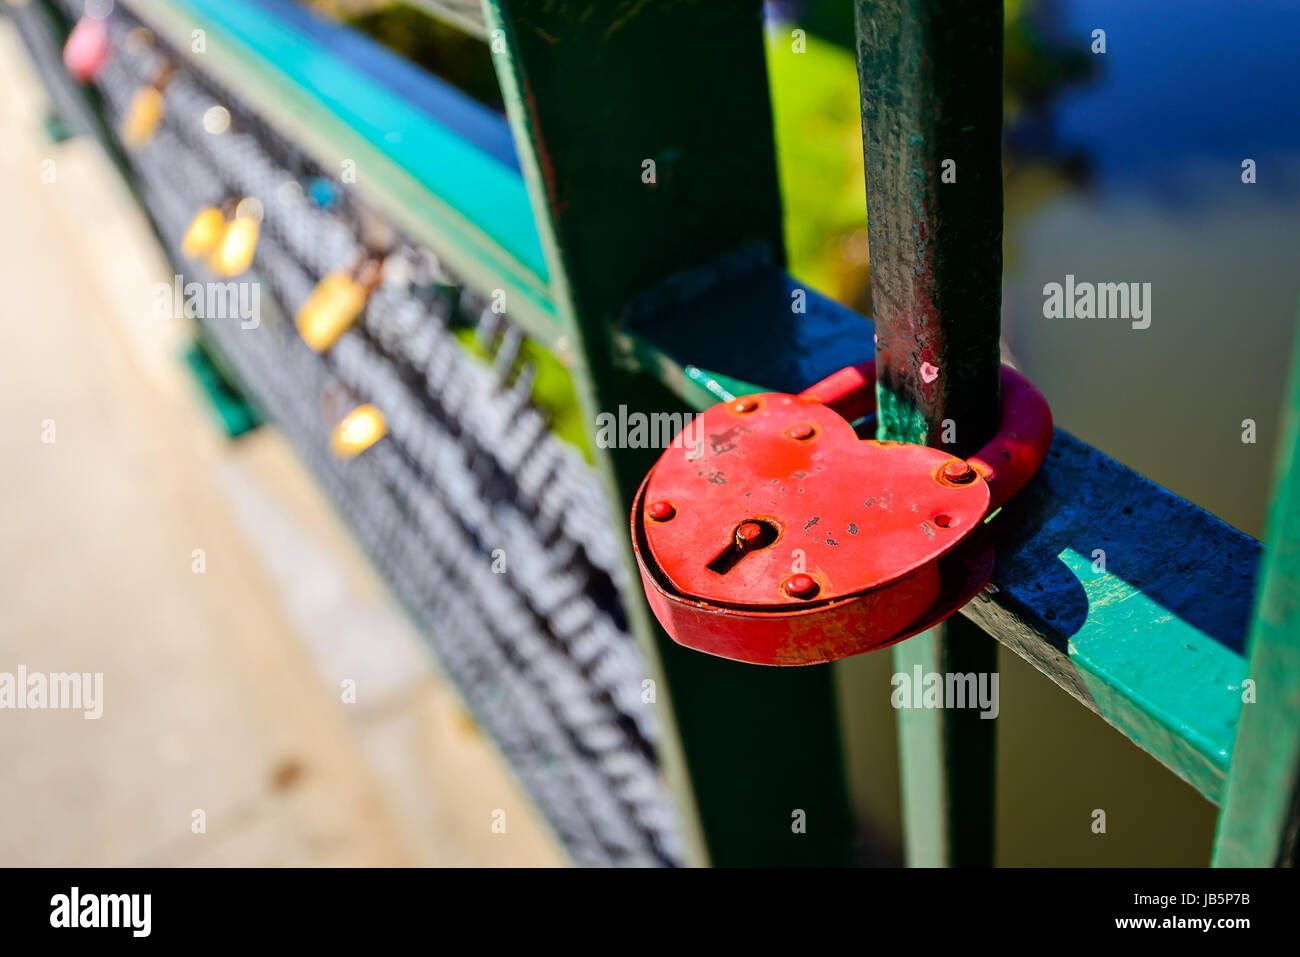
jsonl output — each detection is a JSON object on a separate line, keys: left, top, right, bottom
{"left": 940, "top": 460, "right": 976, "bottom": 485}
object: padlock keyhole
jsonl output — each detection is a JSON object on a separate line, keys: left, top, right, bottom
{"left": 707, "top": 519, "right": 780, "bottom": 575}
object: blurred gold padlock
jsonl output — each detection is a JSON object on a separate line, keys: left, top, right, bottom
{"left": 330, "top": 405, "right": 386, "bottom": 459}
{"left": 120, "top": 85, "right": 165, "bottom": 147}
{"left": 181, "top": 206, "right": 226, "bottom": 260}
{"left": 207, "top": 215, "right": 259, "bottom": 277}
{"left": 296, "top": 272, "right": 370, "bottom": 352}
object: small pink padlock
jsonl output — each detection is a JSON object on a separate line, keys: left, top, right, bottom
{"left": 63, "top": 16, "right": 112, "bottom": 84}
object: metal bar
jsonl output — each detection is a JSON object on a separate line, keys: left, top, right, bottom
{"left": 855, "top": 0, "right": 1004, "bottom": 449}
{"left": 959, "top": 429, "right": 1255, "bottom": 804}
{"left": 1213, "top": 317, "right": 1300, "bottom": 866}
{"left": 484, "top": 0, "right": 854, "bottom": 866}
{"left": 855, "top": 0, "right": 1005, "bottom": 866}
{"left": 894, "top": 618, "right": 996, "bottom": 865}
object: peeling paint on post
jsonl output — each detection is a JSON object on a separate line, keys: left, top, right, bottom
{"left": 855, "top": 0, "right": 1003, "bottom": 452}
{"left": 854, "top": 0, "right": 1004, "bottom": 867}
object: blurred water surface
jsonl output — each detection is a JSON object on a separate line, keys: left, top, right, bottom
{"left": 1003, "top": 0, "right": 1300, "bottom": 537}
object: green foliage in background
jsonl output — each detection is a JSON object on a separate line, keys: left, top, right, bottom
{"left": 333, "top": 1, "right": 504, "bottom": 111}
{"left": 765, "top": 21, "right": 870, "bottom": 310}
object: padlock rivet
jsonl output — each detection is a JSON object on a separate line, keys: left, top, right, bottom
{"left": 783, "top": 573, "right": 819, "bottom": 600}
{"left": 942, "top": 460, "right": 975, "bottom": 484}
{"left": 736, "top": 522, "right": 764, "bottom": 548}
{"left": 732, "top": 397, "right": 759, "bottom": 414}
{"left": 790, "top": 422, "right": 816, "bottom": 441}
{"left": 647, "top": 500, "right": 676, "bottom": 521}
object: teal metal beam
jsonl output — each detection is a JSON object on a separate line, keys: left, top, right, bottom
{"left": 485, "top": 0, "right": 854, "bottom": 866}
{"left": 958, "top": 430, "right": 1254, "bottom": 804}
{"left": 855, "top": 0, "right": 1005, "bottom": 866}
{"left": 1213, "top": 317, "right": 1300, "bottom": 866}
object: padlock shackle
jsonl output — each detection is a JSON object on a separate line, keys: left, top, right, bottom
{"left": 974, "top": 364, "right": 1055, "bottom": 509}
{"left": 798, "top": 360, "right": 879, "bottom": 423}
{"left": 798, "top": 360, "right": 1053, "bottom": 510}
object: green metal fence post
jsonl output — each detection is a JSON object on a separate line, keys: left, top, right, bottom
{"left": 1213, "top": 315, "right": 1300, "bottom": 867}
{"left": 854, "top": 0, "right": 1005, "bottom": 866}
{"left": 484, "top": 0, "right": 854, "bottom": 866}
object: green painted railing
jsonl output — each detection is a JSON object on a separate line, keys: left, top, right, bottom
{"left": 73, "top": 0, "right": 1298, "bottom": 866}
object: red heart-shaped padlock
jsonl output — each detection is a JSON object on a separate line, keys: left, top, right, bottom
{"left": 631, "top": 362, "right": 1051, "bottom": 666}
